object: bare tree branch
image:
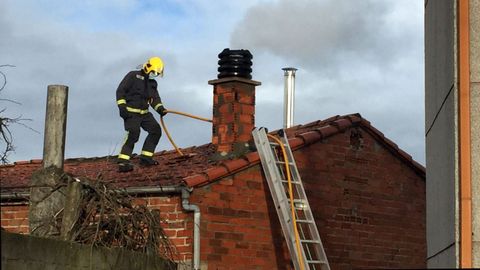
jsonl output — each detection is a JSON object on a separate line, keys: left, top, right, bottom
{"left": 0, "top": 64, "right": 38, "bottom": 164}
{"left": 0, "top": 115, "right": 14, "bottom": 164}
{"left": 0, "top": 65, "right": 21, "bottom": 104}
{"left": 0, "top": 64, "right": 15, "bottom": 92}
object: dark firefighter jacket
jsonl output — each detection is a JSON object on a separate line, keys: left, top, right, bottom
{"left": 116, "top": 70, "right": 163, "bottom": 113}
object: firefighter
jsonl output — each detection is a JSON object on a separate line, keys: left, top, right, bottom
{"left": 116, "top": 56, "right": 167, "bottom": 172}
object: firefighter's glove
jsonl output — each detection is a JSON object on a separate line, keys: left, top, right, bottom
{"left": 157, "top": 106, "right": 167, "bottom": 117}
{"left": 118, "top": 105, "right": 129, "bottom": 119}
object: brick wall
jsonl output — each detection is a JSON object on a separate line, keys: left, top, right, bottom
{"left": 0, "top": 205, "right": 29, "bottom": 234}
{"left": 190, "top": 166, "right": 292, "bottom": 269}
{"left": 187, "top": 126, "right": 425, "bottom": 269}
{"left": 1, "top": 197, "right": 194, "bottom": 263}
{"left": 0, "top": 125, "right": 426, "bottom": 269}
{"left": 295, "top": 127, "right": 426, "bottom": 269}
{"left": 141, "top": 196, "right": 193, "bottom": 262}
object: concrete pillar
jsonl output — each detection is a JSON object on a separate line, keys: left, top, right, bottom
{"left": 42, "top": 85, "right": 68, "bottom": 169}
{"left": 29, "top": 85, "right": 69, "bottom": 236}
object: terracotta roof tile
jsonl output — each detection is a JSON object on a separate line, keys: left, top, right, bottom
{"left": 411, "top": 159, "right": 424, "bottom": 171}
{"left": 299, "top": 120, "right": 322, "bottom": 129}
{"left": 382, "top": 136, "right": 399, "bottom": 150}
{"left": 322, "top": 115, "right": 341, "bottom": 123}
{"left": 222, "top": 158, "right": 250, "bottom": 173}
{"left": 360, "top": 118, "right": 372, "bottom": 127}
{"left": 183, "top": 174, "right": 208, "bottom": 187}
{"left": 297, "top": 131, "right": 322, "bottom": 145}
{"left": 357, "top": 118, "right": 425, "bottom": 177}
{"left": 396, "top": 149, "right": 413, "bottom": 162}
{"left": 243, "top": 152, "right": 260, "bottom": 164}
{"left": 346, "top": 114, "right": 362, "bottom": 124}
{"left": 204, "top": 167, "right": 229, "bottom": 181}
{"left": 1, "top": 163, "right": 14, "bottom": 168}
{"left": 13, "top": 160, "right": 32, "bottom": 165}
{"left": 288, "top": 137, "right": 304, "bottom": 149}
{"left": 1, "top": 144, "right": 217, "bottom": 190}
{"left": 1, "top": 113, "right": 425, "bottom": 193}
{"left": 316, "top": 125, "right": 338, "bottom": 138}
{"left": 330, "top": 118, "right": 351, "bottom": 131}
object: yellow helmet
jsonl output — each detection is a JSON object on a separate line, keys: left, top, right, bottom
{"left": 143, "top": 56, "right": 164, "bottom": 77}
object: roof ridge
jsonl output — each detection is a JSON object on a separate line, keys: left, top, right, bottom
{"left": 182, "top": 113, "right": 425, "bottom": 187}
{"left": 183, "top": 114, "right": 360, "bottom": 187}
{"left": 2, "top": 114, "right": 425, "bottom": 190}
{"left": 358, "top": 118, "right": 425, "bottom": 176}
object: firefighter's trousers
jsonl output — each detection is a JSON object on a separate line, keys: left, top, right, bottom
{"left": 119, "top": 112, "right": 161, "bottom": 161}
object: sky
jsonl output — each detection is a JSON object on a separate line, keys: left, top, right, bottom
{"left": 0, "top": 0, "right": 425, "bottom": 165}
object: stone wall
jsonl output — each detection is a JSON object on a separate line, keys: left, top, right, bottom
{"left": 1, "top": 231, "right": 175, "bottom": 270}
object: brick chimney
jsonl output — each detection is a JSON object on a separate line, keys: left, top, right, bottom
{"left": 209, "top": 49, "right": 261, "bottom": 160}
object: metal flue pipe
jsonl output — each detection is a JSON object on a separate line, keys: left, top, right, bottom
{"left": 282, "top": 67, "right": 297, "bottom": 129}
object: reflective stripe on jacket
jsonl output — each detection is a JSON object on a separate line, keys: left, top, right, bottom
{"left": 116, "top": 70, "right": 163, "bottom": 112}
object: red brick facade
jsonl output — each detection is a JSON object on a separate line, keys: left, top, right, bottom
{"left": 297, "top": 128, "right": 426, "bottom": 269}
{"left": 0, "top": 119, "right": 426, "bottom": 269}
{"left": 192, "top": 166, "right": 291, "bottom": 269}
{"left": 0, "top": 205, "right": 29, "bottom": 234}
{"left": 0, "top": 197, "right": 194, "bottom": 260}
{"left": 181, "top": 127, "right": 426, "bottom": 269}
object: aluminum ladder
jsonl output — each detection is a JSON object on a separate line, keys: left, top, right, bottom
{"left": 252, "top": 127, "right": 330, "bottom": 270}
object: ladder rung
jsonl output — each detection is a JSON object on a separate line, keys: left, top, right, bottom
{"left": 282, "top": 198, "right": 307, "bottom": 204}
{"left": 280, "top": 180, "right": 301, "bottom": 184}
{"left": 307, "top": 260, "right": 328, "bottom": 264}
{"left": 286, "top": 199, "right": 310, "bottom": 210}
{"left": 300, "top": 239, "right": 321, "bottom": 244}
{"left": 296, "top": 219, "right": 314, "bottom": 224}
{"left": 290, "top": 199, "right": 306, "bottom": 203}
{"left": 276, "top": 161, "right": 295, "bottom": 165}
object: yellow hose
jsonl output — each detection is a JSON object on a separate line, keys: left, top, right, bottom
{"left": 164, "top": 110, "right": 212, "bottom": 123}
{"left": 159, "top": 110, "right": 212, "bottom": 156}
{"left": 160, "top": 116, "right": 184, "bottom": 156}
{"left": 267, "top": 134, "right": 305, "bottom": 270}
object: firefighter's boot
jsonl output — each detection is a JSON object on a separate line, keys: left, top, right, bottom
{"left": 118, "top": 160, "right": 134, "bottom": 172}
{"left": 139, "top": 156, "right": 159, "bottom": 166}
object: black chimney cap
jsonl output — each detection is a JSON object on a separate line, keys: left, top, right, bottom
{"left": 217, "top": 48, "right": 253, "bottom": 79}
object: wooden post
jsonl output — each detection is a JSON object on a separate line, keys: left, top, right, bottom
{"left": 43, "top": 85, "right": 68, "bottom": 169}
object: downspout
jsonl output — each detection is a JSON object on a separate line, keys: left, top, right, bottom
{"left": 458, "top": 0, "right": 472, "bottom": 267}
{"left": 1, "top": 185, "right": 202, "bottom": 270}
{"left": 181, "top": 188, "right": 201, "bottom": 270}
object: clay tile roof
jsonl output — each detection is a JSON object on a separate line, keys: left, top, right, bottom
{"left": 0, "top": 113, "right": 425, "bottom": 194}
